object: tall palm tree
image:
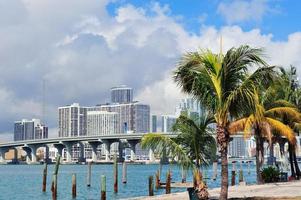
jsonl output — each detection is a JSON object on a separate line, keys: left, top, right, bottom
{"left": 228, "top": 91, "right": 298, "bottom": 183}
{"left": 174, "top": 45, "right": 274, "bottom": 199}
{"left": 270, "top": 66, "right": 301, "bottom": 178}
{"left": 141, "top": 113, "right": 216, "bottom": 169}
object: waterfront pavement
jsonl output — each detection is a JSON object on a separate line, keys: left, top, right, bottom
{"left": 135, "top": 180, "right": 301, "bottom": 200}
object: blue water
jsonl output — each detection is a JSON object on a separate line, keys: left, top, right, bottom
{"left": 0, "top": 163, "right": 257, "bottom": 199}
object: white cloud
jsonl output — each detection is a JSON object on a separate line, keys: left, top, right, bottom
{"left": 217, "top": 0, "right": 275, "bottom": 24}
{"left": 0, "top": 0, "right": 301, "bottom": 141}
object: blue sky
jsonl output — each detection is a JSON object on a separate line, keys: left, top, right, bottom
{"left": 108, "top": 0, "right": 301, "bottom": 41}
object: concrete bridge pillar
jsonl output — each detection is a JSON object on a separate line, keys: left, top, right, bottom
{"left": 0, "top": 147, "right": 8, "bottom": 164}
{"left": 103, "top": 140, "right": 112, "bottom": 162}
{"left": 11, "top": 148, "right": 19, "bottom": 164}
{"left": 22, "top": 146, "right": 32, "bottom": 164}
{"left": 28, "top": 145, "right": 38, "bottom": 163}
{"left": 78, "top": 142, "right": 86, "bottom": 163}
{"left": 53, "top": 143, "right": 65, "bottom": 158}
{"left": 128, "top": 140, "right": 139, "bottom": 161}
{"left": 118, "top": 141, "right": 125, "bottom": 162}
{"left": 63, "top": 142, "right": 75, "bottom": 163}
{"left": 88, "top": 141, "right": 102, "bottom": 163}
{"left": 44, "top": 145, "right": 51, "bottom": 164}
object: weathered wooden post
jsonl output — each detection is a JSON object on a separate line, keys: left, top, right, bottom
{"left": 72, "top": 174, "right": 76, "bottom": 198}
{"left": 149, "top": 175, "right": 154, "bottom": 196}
{"left": 239, "top": 161, "right": 244, "bottom": 183}
{"left": 87, "top": 161, "right": 92, "bottom": 187}
{"left": 155, "top": 170, "right": 160, "bottom": 190}
{"left": 231, "top": 161, "right": 236, "bottom": 186}
{"left": 247, "top": 161, "right": 251, "bottom": 175}
{"left": 52, "top": 174, "right": 57, "bottom": 200}
{"left": 212, "top": 161, "right": 218, "bottom": 180}
{"left": 122, "top": 162, "right": 127, "bottom": 184}
{"left": 166, "top": 170, "right": 171, "bottom": 194}
{"left": 113, "top": 154, "right": 118, "bottom": 193}
{"left": 159, "top": 163, "right": 162, "bottom": 180}
{"left": 101, "top": 175, "right": 106, "bottom": 200}
{"left": 181, "top": 166, "right": 186, "bottom": 183}
{"left": 51, "top": 156, "right": 60, "bottom": 200}
{"left": 42, "top": 163, "right": 47, "bottom": 192}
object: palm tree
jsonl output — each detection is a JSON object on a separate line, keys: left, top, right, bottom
{"left": 270, "top": 66, "right": 301, "bottom": 179}
{"left": 228, "top": 91, "right": 298, "bottom": 183}
{"left": 141, "top": 113, "right": 216, "bottom": 169}
{"left": 174, "top": 45, "right": 275, "bottom": 199}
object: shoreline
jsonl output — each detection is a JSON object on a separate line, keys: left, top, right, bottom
{"left": 131, "top": 180, "right": 301, "bottom": 200}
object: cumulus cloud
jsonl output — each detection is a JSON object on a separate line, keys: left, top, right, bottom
{"left": 0, "top": 0, "right": 301, "bottom": 142}
{"left": 217, "top": 0, "right": 277, "bottom": 24}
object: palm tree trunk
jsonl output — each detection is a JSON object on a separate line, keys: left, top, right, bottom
{"left": 255, "top": 126, "right": 264, "bottom": 184}
{"left": 293, "top": 150, "right": 301, "bottom": 179}
{"left": 217, "top": 125, "right": 229, "bottom": 200}
{"left": 288, "top": 143, "right": 296, "bottom": 178}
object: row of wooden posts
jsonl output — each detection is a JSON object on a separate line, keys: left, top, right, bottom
{"left": 148, "top": 166, "right": 172, "bottom": 196}
{"left": 42, "top": 155, "right": 126, "bottom": 200}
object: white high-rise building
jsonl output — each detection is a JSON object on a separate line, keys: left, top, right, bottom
{"left": 161, "top": 115, "right": 177, "bottom": 133}
{"left": 92, "top": 102, "right": 150, "bottom": 133}
{"left": 14, "top": 119, "right": 48, "bottom": 141}
{"left": 58, "top": 103, "right": 88, "bottom": 137}
{"left": 87, "top": 111, "right": 119, "bottom": 136}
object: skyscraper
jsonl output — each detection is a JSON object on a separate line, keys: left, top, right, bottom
{"left": 14, "top": 119, "right": 48, "bottom": 141}
{"left": 87, "top": 111, "right": 119, "bottom": 136}
{"left": 111, "top": 85, "right": 133, "bottom": 103}
{"left": 161, "top": 115, "right": 177, "bottom": 133}
{"left": 58, "top": 103, "right": 88, "bottom": 137}
{"left": 175, "top": 98, "right": 203, "bottom": 118}
{"left": 151, "top": 115, "right": 157, "bottom": 132}
{"left": 93, "top": 102, "right": 150, "bottom": 133}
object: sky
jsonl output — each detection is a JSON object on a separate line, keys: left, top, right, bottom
{"left": 0, "top": 0, "right": 301, "bottom": 141}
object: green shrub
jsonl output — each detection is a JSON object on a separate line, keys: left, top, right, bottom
{"left": 261, "top": 166, "right": 280, "bottom": 183}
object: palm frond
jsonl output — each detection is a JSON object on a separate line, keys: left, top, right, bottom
{"left": 141, "top": 133, "right": 194, "bottom": 169}
{"left": 266, "top": 117, "right": 296, "bottom": 144}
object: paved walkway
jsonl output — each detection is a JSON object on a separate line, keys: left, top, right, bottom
{"left": 134, "top": 181, "right": 301, "bottom": 200}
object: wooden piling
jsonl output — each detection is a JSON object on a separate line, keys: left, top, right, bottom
{"left": 87, "top": 161, "right": 92, "bottom": 187}
{"left": 101, "top": 175, "right": 106, "bottom": 200}
{"left": 42, "top": 163, "right": 47, "bottom": 192}
{"left": 72, "top": 174, "right": 76, "bottom": 198}
{"left": 51, "top": 156, "right": 60, "bottom": 200}
{"left": 149, "top": 175, "right": 154, "bottom": 196}
{"left": 247, "top": 161, "right": 251, "bottom": 174}
{"left": 239, "top": 162, "right": 244, "bottom": 183}
{"left": 122, "top": 162, "right": 127, "bottom": 184}
{"left": 113, "top": 154, "right": 118, "bottom": 193}
{"left": 52, "top": 174, "right": 57, "bottom": 200}
{"left": 155, "top": 170, "right": 160, "bottom": 190}
{"left": 231, "top": 161, "right": 236, "bottom": 186}
{"left": 181, "top": 166, "right": 186, "bottom": 183}
{"left": 212, "top": 161, "right": 218, "bottom": 180}
{"left": 166, "top": 170, "right": 171, "bottom": 194}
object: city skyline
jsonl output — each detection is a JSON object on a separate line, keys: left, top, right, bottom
{"left": 1, "top": 0, "right": 301, "bottom": 142}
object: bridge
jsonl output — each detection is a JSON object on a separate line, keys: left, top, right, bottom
{"left": 0, "top": 132, "right": 245, "bottom": 164}
{"left": 0, "top": 133, "right": 178, "bottom": 164}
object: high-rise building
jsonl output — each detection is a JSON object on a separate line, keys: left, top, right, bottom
{"left": 14, "top": 119, "right": 48, "bottom": 141}
{"left": 161, "top": 115, "right": 177, "bottom": 133}
{"left": 111, "top": 85, "right": 133, "bottom": 103}
{"left": 151, "top": 115, "right": 157, "bottom": 132}
{"left": 175, "top": 98, "right": 203, "bottom": 118}
{"left": 58, "top": 103, "right": 88, "bottom": 137}
{"left": 228, "top": 136, "right": 246, "bottom": 157}
{"left": 87, "top": 111, "right": 119, "bottom": 136}
{"left": 93, "top": 102, "right": 150, "bottom": 133}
